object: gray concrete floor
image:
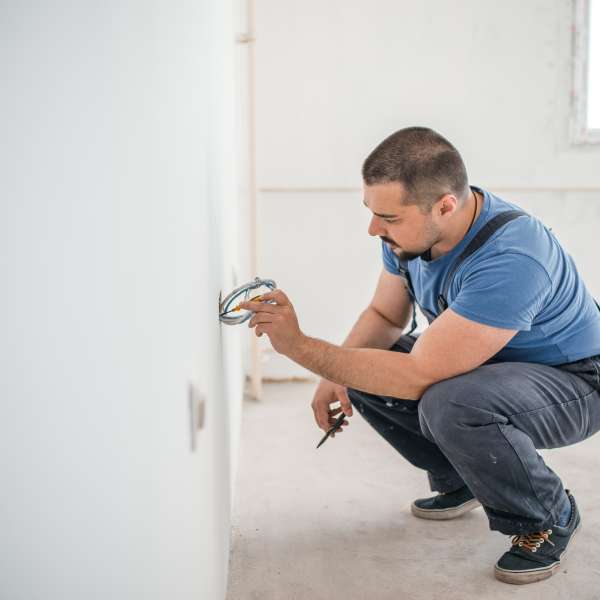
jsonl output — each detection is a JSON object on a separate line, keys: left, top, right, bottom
{"left": 226, "top": 381, "right": 600, "bottom": 600}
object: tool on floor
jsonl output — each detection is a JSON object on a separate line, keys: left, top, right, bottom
{"left": 219, "top": 277, "right": 277, "bottom": 326}
{"left": 316, "top": 412, "right": 347, "bottom": 448}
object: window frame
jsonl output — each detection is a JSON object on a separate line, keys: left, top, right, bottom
{"left": 571, "top": 0, "right": 600, "bottom": 144}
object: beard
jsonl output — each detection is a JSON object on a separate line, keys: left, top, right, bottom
{"left": 391, "top": 247, "right": 425, "bottom": 262}
{"left": 380, "top": 224, "right": 441, "bottom": 262}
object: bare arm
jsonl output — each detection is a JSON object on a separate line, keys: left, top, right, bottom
{"left": 340, "top": 268, "right": 413, "bottom": 349}
{"left": 311, "top": 269, "right": 413, "bottom": 431}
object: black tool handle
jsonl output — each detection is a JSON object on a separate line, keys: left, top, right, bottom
{"left": 316, "top": 412, "right": 347, "bottom": 449}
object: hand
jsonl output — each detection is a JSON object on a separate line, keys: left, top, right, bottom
{"left": 238, "top": 289, "right": 304, "bottom": 357}
{"left": 311, "top": 378, "right": 353, "bottom": 436}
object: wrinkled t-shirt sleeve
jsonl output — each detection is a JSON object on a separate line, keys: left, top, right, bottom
{"left": 449, "top": 252, "right": 551, "bottom": 331}
{"left": 381, "top": 240, "right": 401, "bottom": 274}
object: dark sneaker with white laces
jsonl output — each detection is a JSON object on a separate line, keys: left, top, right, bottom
{"left": 411, "top": 485, "right": 481, "bottom": 520}
{"left": 494, "top": 490, "right": 581, "bottom": 585}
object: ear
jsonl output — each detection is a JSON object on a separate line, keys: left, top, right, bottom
{"left": 438, "top": 194, "right": 459, "bottom": 217}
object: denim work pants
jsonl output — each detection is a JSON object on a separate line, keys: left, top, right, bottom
{"left": 347, "top": 334, "right": 600, "bottom": 535}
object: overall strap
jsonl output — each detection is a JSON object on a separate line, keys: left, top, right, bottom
{"left": 396, "top": 263, "right": 419, "bottom": 335}
{"left": 436, "top": 210, "right": 527, "bottom": 313}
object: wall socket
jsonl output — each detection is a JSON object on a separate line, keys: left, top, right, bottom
{"left": 188, "top": 383, "right": 206, "bottom": 452}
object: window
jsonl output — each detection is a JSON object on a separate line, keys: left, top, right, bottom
{"left": 572, "top": 0, "right": 600, "bottom": 143}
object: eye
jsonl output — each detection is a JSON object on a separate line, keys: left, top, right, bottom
{"left": 384, "top": 218, "right": 399, "bottom": 224}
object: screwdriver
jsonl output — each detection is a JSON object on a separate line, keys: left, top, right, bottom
{"left": 316, "top": 412, "right": 347, "bottom": 449}
{"left": 220, "top": 294, "right": 264, "bottom": 316}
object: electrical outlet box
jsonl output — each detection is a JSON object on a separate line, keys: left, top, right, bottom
{"left": 189, "top": 383, "right": 206, "bottom": 452}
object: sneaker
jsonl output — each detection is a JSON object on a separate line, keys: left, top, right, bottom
{"left": 494, "top": 490, "right": 581, "bottom": 585}
{"left": 411, "top": 486, "right": 481, "bottom": 520}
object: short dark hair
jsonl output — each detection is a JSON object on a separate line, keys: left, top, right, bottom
{"left": 362, "top": 127, "right": 469, "bottom": 211}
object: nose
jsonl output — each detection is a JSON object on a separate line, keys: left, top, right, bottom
{"left": 368, "top": 215, "right": 384, "bottom": 237}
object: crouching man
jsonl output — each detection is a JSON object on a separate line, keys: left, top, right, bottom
{"left": 239, "top": 127, "right": 600, "bottom": 584}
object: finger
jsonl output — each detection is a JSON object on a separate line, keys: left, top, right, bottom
{"left": 247, "top": 314, "right": 273, "bottom": 328}
{"left": 328, "top": 406, "right": 343, "bottom": 416}
{"left": 338, "top": 387, "right": 353, "bottom": 417}
{"left": 258, "top": 289, "right": 290, "bottom": 307}
{"left": 255, "top": 324, "right": 271, "bottom": 337}
{"left": 318, "top": 405, "right": 331, "bottom": 431}
{"left": 238, "top": 300, "right": 282, "bottom": 314}
{"left": 329, "top": 415, "right": 347, "bottom": 427}
{"left": 311, "top": 403, "right": 320, "bottom": 428}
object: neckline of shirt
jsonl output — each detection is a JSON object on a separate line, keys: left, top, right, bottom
{"left": 419, "top": 185, "right": 491, "bottom": 268}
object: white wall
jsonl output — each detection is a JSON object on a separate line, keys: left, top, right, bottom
{"left": 0, "top": 2, "right": 243, "bottom": 599}
{"left": 252, "top": 0, "right": 600, "bottom": 379}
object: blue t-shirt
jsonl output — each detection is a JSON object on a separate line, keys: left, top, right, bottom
{"left": 382, "top": 185, "right": 600, "bottom": 365}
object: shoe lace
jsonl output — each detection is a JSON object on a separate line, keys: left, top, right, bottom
{"left": 511, "top": 529, "right": 555, "bottom": 553}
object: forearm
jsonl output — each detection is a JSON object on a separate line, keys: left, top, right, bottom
{"left": 243, "top": 291, "right": 424, "bottom": 397}
{"left": 307, "top": 306, "right": 413, "bottom": 395}
{"left": 288, "top": 334, "right": 426, "bottom": 400}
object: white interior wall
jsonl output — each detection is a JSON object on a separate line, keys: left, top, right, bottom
{"left": 234, "top": 0, "right": 259, "bottom": 394}
{"left": 0, "top": 2, "right": 243, "bottom": 599}
{"left": 253, "top": 0, "right": 600, "bottom": 379}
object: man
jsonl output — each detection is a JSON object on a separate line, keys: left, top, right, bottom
{"left": 238, "top": 126, "right": 600, "bottom": 585}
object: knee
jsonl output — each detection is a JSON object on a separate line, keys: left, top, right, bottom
{"left": 418, "top": 376, "right": 485, "bottom": 444}
{"left": 418, "top": 380, "right": 450, "bottom": 442}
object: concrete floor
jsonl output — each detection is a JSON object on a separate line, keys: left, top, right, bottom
{"left": 226, "top": 381, "right": 600, "bottom": 600}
